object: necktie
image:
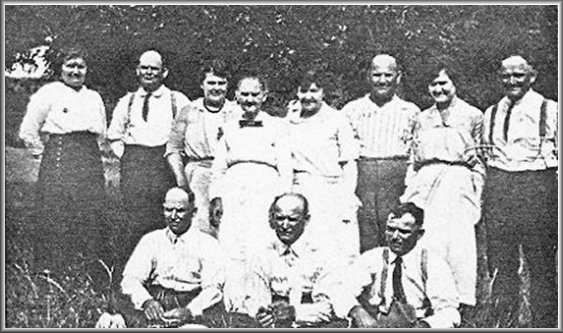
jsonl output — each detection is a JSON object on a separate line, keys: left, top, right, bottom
{"left": 283, "top": 247, "right": 296, "bottom": 267}
{"left": 502, "top": 100, "right": 515, "bottom": 142}
{"left": 142, "top": 92, "right": 152, "bottom": 122}
{"left": 393, "top": 256, "right": 406, "bottom": 303}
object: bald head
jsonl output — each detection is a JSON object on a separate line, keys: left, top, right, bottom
{"left": 136, "top": 49, "right": 168, "bottom": 92}
{"left": 165, "top": 187, "right": 191, "bottom": 205}
{"left": 499, "top": 55, "right": 537, "bottom": 101}
{"left": 163, "top": 187, "right": 195, "bottom": 235}
{"left": 371, "top": 54, "right": 398, "bottom": 71}
{"left": 368, "top": 54, "right": 401, "bottom": 105}
{"left": 269, "top": 192, "right": 310, "bottom": 245}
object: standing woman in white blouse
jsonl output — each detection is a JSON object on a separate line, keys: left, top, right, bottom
{"left": 19, "top": 46, "right": 110, "bottom": 271}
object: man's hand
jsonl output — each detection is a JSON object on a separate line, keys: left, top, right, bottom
{"left": 349, "top": 305, "right": 378, "bottom": 328}
{"left": 110, "top": 141, "right": 125, "bottom": 159}
{"left": 270, "top": 300, "right": 296, "bottom": 327}
{"left": 209, "top": 197, "right": 223, "bottom": 227}
{"left": 256, "top": 306, "right": 275, "bottom": 327}
{"left": 295, "top": 302, "right": 333, "bottom": 323}
{"left": 95, "top": 312, "right": 126, "bottom": 328}
{"left": 142, "top": 299, "right": 165, "bottom": 322}
{"left": 162, "top": 306, "right": 193, "bottom": 326}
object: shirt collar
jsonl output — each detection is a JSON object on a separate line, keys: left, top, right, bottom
{"left": 363, "top": 94, "right": 401, "bottom": 109}
{"left": 165, "top": 227, "right": 191, "bottom": 244}
{"left": 138, "top": 85, "right": 167, "bottom": 98}
{"left": 274, "top": 232, "right": 311, "bottom": 258}
{"left": 501, "top": 88, "right": 539, "bottom": 108}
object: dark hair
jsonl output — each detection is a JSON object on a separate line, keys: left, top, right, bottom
{"left": 423, "top": 56, "right": 460, "bottom": 85}
{"left": 389, "top": 202, "right": 424, "bottom": 227}
{"left": 268, "top": 192, "right": 310, "bottom": 222}
{"left": 199, "top": 58, "right": 231, "bottom": 83}
{"left": 51, "top": 45, "right": 88, "bottom": 76}
{"left": 296, "top": 69, "right": 328, "bottom": 90}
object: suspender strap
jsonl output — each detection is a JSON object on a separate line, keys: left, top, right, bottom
{"left": 421, "top": 248, "right": 427, "bottom": 285}
{"left": 489, "top": 103, "right": 499, "bottom": 144}
{"left": 539, "top": 98, "right": 547, "bottom": 139}
{"left": 171, "top": 91, "right": 177, "bottom": 118}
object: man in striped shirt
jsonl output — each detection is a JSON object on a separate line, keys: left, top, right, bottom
{"left": 342, "top": 54, "right": 420, "bottom": 252}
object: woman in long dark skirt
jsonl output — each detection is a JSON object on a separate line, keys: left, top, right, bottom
{"left": 19, "top": 46, "right": 110, "bottom": 275}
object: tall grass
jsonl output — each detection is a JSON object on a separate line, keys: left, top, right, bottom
{"left": 4, "top": 151, "right": 532, "bottom": 328}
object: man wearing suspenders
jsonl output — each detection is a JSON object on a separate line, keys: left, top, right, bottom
{"left": 326, "top": 202, "right": 461, "bottom": 328}
{"left": 108, "top": 50, "right": 191, "bottom": 253}
{"left": 483, "top": 55, "right": 558, "bottom": 327}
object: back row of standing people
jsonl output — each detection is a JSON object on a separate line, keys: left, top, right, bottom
{"left": 19, "top": 47, "right": 557, "bottom": 327}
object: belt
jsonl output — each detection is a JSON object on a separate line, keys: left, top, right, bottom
{"left": 359, "top": 156, "right": 409, "bottom": 161}
{"left": 414, "top": 159, "right": 473, "bottom": 171}
{"left": 227, "top": 160, "right": 276, "bottom": 169}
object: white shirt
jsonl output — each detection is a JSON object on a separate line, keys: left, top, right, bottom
{"left": 120, "top": 228, "right": 224, "bottom": 316}
{"left": 325, "top": 245, "right": 460, "bottom": 328}
{"left": 108, "top": 85, "right": 190, "bottom": 147}
{"left": 19, "top": 81, "right": 107, "bottom": 155}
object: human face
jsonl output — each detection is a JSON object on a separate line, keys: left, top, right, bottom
{"left": 201, "top": 73, "right": 228, "bottom": 107}
{"left": 369, "top": 60, "right": 400, "bottom": 102}
{"left": 236, "top": 78, "right": 266, "bottom": 116}
{"left": 385, "top": 213, "right": 424, "bottom": 256}
{"left": 428, "top": 70, "right": 456, "bottom": 106}
{"left": 270, "top": 196, "right": 309, "bottom": 246}
{"left": 163, "top": 193, "right": 196, "bottom": 236}
{"left": 297, "top": 83, "right": 324, "bottom": 115}
{"left": 500, "top": 61, "right": 536, "bottom": 102}
{"left": 136, "top": 51, "right": 168, "bottom": 92}
{"left": 61, "top": 57, "right": 87, "bottom": 89}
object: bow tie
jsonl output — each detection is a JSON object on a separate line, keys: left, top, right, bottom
{"left": 239, "top": 119, "right": 263, "bottom": 127}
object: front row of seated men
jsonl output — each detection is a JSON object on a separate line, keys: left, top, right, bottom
{"left": 96, "top": 187, "right": 460, "bottom": 328}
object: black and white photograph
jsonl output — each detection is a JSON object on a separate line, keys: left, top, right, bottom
{"left": 3, "top": 2, "right": 559, "bottom": 328}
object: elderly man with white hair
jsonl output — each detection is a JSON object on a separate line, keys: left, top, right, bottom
{"left": 483, "top": 55, "right": 558, "bottom": 327}
{"left": 108, "top": 49, "right": 191, "bottom": 253}
{"left": 341, "top": 54, "right": 420, "bottom": 253}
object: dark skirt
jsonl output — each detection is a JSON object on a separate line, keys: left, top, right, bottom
{"left": 34, "top": 131, "right": 109, "bottom": 269}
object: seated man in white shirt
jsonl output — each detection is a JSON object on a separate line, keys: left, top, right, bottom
{"left": 243, "top": 192, "right": 349, "bottom": 328}
{"left": 326, "top": 202, "right": 461, "bottom": 328}
{"left": 95, "top": 187, "right": 225, "bottom": 328}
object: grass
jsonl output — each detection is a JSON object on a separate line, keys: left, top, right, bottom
{"left": 4, "top": 147, "right": 533, "bottom": 328}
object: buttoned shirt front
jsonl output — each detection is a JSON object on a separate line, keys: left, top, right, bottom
{"left": 286, "top": 101, "right": 359, "bottom": 179}
{"left": 19, "top": 81, "right": 107, "bottom": 155}
{"left": 244, "top": 233, "right": 347, "bottom": 322}
{"left": 108, "top": 85, "right": 190, "bottom": 147}
{"left": 412, "top": 96, "right": 485, "bottom": 177}
{"left": 165, "top": 97, "right": 241, "bottom": 161}
{"left": 342, "top": 94, "right": 420, "bottom": 158}
{"left": 483, "top": 89, "right": 558, "bottom": 171}
{"left": 327, "top": 245, "right": 460, "bottom": 328}
{"left": 120, "top": 228, "right": 224, "bottom": 316}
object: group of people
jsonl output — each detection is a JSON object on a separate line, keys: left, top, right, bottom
{"left": 18, "top": 45, "right": 558, "bottom": 328}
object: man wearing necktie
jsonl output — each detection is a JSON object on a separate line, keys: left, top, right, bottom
{"left": 108, "top": 50, "right": 191, "bottom": 255}
{"left": 325, "top": 202, "right": 461, "bottom": 328}
{"left": 483, "top": 55, "right": 558, "bottom": 327}
{"left": 244, "top": 193, "right": 348, "bottom": 328}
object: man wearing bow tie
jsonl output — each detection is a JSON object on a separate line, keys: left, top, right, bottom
{"left": 108, "top": 50, "right": 191, "bottom": 253}
{"left": 326, "top": 202, "right": 461, "bottom": 328}
{"left": 208, "top": 76, "right": 293, "bottom": 312}
{"left": 243, "top": 192, "right": 348, "bottom": 328}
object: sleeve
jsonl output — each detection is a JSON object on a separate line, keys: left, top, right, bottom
{"left": 120, "top": 234, "right": 156, "bottom": 310}
{"left": 95, "top": 92, "right": 108, "bottom": 149}
{"left": 175, "top": 91, "right": 191, "bottom": 111}
{"left": 340, "top": 102, "right": 359, "bottom": 141}
{"left": 470, "top": 110, "right": 486, "bottom": 178}
{"left": 336, "top": 113, "right": 359, "bottom": 163}
{"left": 241, "top": 253, "right": 272, "bottom": 317}
{"left": 107, "top": 94, "right": 131, "bottom": 142}
{"left": 208, "top": 134, "right": 229, "bottom": 200}
{"left": 19, "top": 86, "right": 51, "bottom": 155}
{"left": 422, "top": 251, "right": 461, "bottom": 328}
{"left": 547, "top": 99, "right": 558, "bottom": 157}
{"left": 274, "top": 119, "right": 294, "bottom": 194}
{"left": 165, "top": 103, "right": 190, "bottom": 157}
{"left": 186, "top": 238, "right": 225, "bottom": 316}
{"left": 320, "top": 252, "right": 376, "bottom": 319}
